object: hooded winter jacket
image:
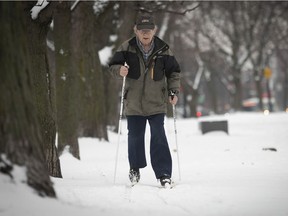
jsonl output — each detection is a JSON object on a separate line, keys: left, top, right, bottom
{"left": 109, "top": 36, "right": 181, "bottom": 116}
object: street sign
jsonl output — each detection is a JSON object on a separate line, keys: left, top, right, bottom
{"left": 263, "top": 67, "right": 272, "bottom": 79}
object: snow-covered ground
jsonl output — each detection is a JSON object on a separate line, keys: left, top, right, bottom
{"left": 1, "top": 112, "right": 288, "bottom": 216}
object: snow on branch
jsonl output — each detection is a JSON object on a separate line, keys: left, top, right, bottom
{"left": 71, "top": 0, "right": 81, "bottom": 11}
{"left": 30, "top": 0, "right": 50, "bottom": 20}
{"left": 138, "top": 3, "right": 200, "bottom": 16}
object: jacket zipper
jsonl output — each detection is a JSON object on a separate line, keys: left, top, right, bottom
{"left": 146, "top": 44, "right": 168, "bottom": 72}
{"left": 138, "top": 44, "right": 169, "bottom": 115}
{"left": 137, "top": 41, "right": 167, "bottom": 115}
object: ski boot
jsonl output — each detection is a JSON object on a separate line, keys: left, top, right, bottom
{"left": 129, "top": 168, "right": 140, "bottom": 186}
{"left": 160, "top": 175, "right": 173, "bottom": 189}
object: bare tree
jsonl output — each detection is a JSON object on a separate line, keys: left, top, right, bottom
{"left": 178, "top": 1, "right": 288, "bottom": 113}
{"left": 275, "top": 49, "right": 288, "bottom": 111}
{"left": 0, "top": 1, "right": 56, "bottom": 196}
{"left": 273, "top": 3, "right": 288, "bottom": 111}
{"left": 245, "top": 2, "right": 288, "bottom": 111}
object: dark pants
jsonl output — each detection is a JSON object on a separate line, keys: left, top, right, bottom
{"left": 127, "top": 114, "right": 172, "bottom": 179}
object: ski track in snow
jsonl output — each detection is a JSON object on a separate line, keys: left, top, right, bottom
{"left": 1, "top": 112, "right": 288, "bottom": 216}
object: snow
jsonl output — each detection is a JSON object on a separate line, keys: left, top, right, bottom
{"left": 99, "top": 46, "right": 114, "bottom": 66}
{"left": 30, "top": 0, "right": 50, "bottom": 20}
{"left": 1, "top": 112, "right": 288, "bottom": 216}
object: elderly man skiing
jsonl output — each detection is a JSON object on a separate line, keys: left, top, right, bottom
{"left": 109, "top": 13, "right": 181, "bottom": 187}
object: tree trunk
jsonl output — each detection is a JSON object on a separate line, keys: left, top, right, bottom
{"left": 232, "top": 72, "right": 243, "bottom": 111}
{"left": 54, "top": 2, "right": 80, "bottom": 159}
{"left": 0, "top": 1, "right": 55, "bottom": 196}
{"left": 205, "top": 72, "right": 219, "bottom": 114}
{"left": 72, "top": 2, "right": 108, "bottom": 140}
{"left": 255, "top": 78, "right": 264, "bottom": 111}
{"left": 181, "top": 79, "right": 199, "bottom": 118}
{"left": 22, "top": 2, "right": 62, "bottom": 177}
{"left": 284, "top": 69, "right": 288, "bottom": 111}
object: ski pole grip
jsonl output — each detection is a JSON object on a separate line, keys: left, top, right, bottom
{"left": 169, "top": 90, "right": 177, "bottom": 100}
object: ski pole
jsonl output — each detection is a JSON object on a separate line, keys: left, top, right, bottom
{"left": 170, "top": 92, "right": 181, "bottom": 181}
{"left": 113, "top": 63, "right": 128, "bottom": 184}
{"left": 172, "top": 104, "right": 181, "bottom": 181}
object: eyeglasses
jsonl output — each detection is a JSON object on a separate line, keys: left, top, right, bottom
{"left": 138, "top": 29, "right": 153, "bottom": 34}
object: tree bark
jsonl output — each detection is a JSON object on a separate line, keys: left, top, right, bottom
{"left": 0, "top": 1, "right": 55, "bottom": 196}
{"left": 255, "top": 76, "right": 264, "bottom": 111}
{"left": 54, "top": 2, "right": 80, "bottom": 159}
{"left": 232, "top": 76, "right": 243, "bottom": 111}
{"left": 181, "top": 79, "right": 199, "bottom": 118}
{"left": 72, "top": 2, "right": 108, "bottom": 140}
{"left": 23, "top": 2, "right": 62, "bottom": 177}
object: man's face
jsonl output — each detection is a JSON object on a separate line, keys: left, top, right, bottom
{"left": 135, "top": 28, "right": 157, "bottom": 46}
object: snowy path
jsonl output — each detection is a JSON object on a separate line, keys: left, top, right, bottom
{"left": 1, "top": 112, "right": 288, "bottom": 216}
{"left": 53, "top": 112, "right": 288, "bottom": 216}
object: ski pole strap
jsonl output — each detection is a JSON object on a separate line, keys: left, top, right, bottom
{"left": 124, "top": 61, "right": 129, "bottom": 69}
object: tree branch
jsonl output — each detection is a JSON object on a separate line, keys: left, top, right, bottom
{"left": 137, "top": 2, "right": 201, "bottom": 16}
